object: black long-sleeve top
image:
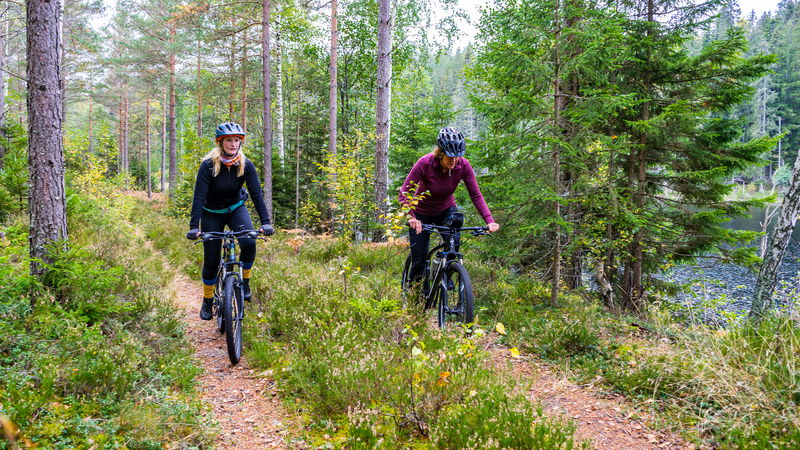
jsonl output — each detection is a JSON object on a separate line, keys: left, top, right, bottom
{"left": 189, "top": 158, "right": 271, "bottom": 229}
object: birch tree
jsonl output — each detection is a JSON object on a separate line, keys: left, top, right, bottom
{"left": 374, "top": 0, "right": 392, "bottom": 238}
{"left": 751, "top": 149, "right": 800, "bottom": 319}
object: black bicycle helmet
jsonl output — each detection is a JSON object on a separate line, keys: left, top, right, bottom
{"left": 215, "top": 122, "right": 246, "bottom": 142}
{"left": 436, "top": 126, "right": 465, "bottom": 157}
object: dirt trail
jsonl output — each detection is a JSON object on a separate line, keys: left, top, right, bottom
{"left": 171, "top": 275, "right": 292, "bottom": 449}
{"left": 486, "top": 341, "right": 692, "bottom": 450}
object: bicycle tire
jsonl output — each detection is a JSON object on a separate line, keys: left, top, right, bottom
{"left": 439, "top": 262, "right": 475, "bottom": 328}
{"left": 215, "top": 279, "right": 224, "bottom": 333}
{"left": 435, "top": 282, "right": 448, "bottom": 328}
{"left": 223, "top": 275, "right": 243, "bottom": 365}
{"left": 401, "top": 254, "right": 412, "bottom": 291}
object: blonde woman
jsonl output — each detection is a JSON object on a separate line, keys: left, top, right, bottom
{"left": 186, "top": 122, "right": 274, "bottom": 320}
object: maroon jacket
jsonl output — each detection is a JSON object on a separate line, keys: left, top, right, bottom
{"left": 398, "top": 153, "right": 494, "bottom": 223}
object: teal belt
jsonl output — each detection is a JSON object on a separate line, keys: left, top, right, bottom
{"left": 203, "top": 200, "right": 244, "bottom": 214}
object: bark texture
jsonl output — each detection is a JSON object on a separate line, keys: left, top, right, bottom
{"left": 275, "top": 13, "right": 285, "bottom": 165}
{"left": 146, "top": 96, "right": 152, "bottom": 198}
{"left": 27, "top": 0, "right": 68, "bottom": 277}
{"left": 0, "top": 17, "right": 6, "bottom": 168}
{"left": 168, "top": 26, "right": 177, "bottom": 195}
{"left": 328, "top": 0, "right": 338, "bottom": 157}
{"left": 374, "top": 0, "right": 392, "bottom": 239}
{"left": 751, "top": 149, "right": 800, "bottom": 319}
{"left": 262, "top": 0, "right": 273, "bottom": 217}
{"left": 161, "top": 87, "right": 166, "bottom": 192}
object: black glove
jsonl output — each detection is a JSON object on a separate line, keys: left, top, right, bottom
{"left": 259, "top": 224, "right": 275, "bottom": 236}
{"left": 186, "top": 229, "right": 201, "bottom": 240}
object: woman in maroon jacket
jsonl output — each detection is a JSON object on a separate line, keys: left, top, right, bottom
{"left": 398, "top": 127, "right": 500, "bottom": 282}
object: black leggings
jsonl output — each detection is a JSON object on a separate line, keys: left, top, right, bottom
{"left": 408, "top": 206, "right": 460, "bottom": 282}
{"left": 201, "top": 205, "right": 256, "bottom": 284}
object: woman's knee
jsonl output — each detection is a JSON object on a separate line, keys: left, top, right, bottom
{"left": 238, "top": 238, "right": 256, "bottom": 260}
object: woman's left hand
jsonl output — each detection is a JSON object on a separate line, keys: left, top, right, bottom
{"left": 487, "top": 223, "right": 500, "bottom": 232}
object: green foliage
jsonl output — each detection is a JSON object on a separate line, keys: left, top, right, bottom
{"left": 315, "top": 131, "right": 376, "bottom": 239}
{"left": 0, "top": 121, "right": 29, "bottom": 220}
{"left": 480, "top": 268, "right": 800, "bottom": 447}
{"left": 138, "top": 211, "right": 579, "bottom": 446}
{"left": 0, "top": 192, "right": 211, "bottom": 448}
{"left": 432, "top": 390, "right": 581, "bottom": 449}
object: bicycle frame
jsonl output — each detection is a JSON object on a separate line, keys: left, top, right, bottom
{"left": 421, "top": 225, "right": 487, "bottom": 301}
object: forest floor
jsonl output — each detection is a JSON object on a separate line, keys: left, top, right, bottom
{"left": 485, "top": 338, "right": 693, "bottom": 449}
{"left": 167, "top": 262, "right": 692, "bottom": 449}
{"left": 170, "top": 274, "right": 293, "bottom": 449}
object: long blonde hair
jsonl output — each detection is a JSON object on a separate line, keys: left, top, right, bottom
{"left": 203, "top": 145, "right": 247, "bottom": 177}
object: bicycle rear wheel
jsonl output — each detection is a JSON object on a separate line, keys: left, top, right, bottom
{"left": 223, "top": 275, "right": 243, "bottom": 365}
{"left": 438, "top": 262, "right": 474, "bottom": 328}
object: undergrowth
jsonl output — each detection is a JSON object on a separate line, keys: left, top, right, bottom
{"left": 472, "top": 259, "right": 800, "bottom": 448}
{"left": 137, "top": 204, "right": 581, "bottom": 448}
{"left": 0, "top": 191, "right": 211, "bottom": 448}
{"left": 133, "top": 193, "right": 799, "bottom": 448}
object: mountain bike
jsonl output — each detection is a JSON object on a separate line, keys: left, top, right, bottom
{"left": 401, "top": 224, "right": 489, "bottom": 328}
{"left": 193, "top": 229, "right": 264, "bottom": 365}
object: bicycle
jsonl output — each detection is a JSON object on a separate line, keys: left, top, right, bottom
{"left": 193, "top": 229, "right": 264, "bottom": 365}
{"left": 401, "top": 223, "right": 490, "bottom": 328}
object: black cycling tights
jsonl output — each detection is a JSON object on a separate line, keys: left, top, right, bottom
{"left": 201, "top": 206, "right": 256, "bottom": 284}
{"left": 408, "top": 206, "right": 461, "bottom": 282}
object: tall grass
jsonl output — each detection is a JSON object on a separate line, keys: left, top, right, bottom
{"left": 138, "top": 207, "right": 581, "bottom": 447}
{"left": 0, "top": 192, "right": 212, "bottom": 448}
{"left": 478, "top": 262, "right": 800, "bottom": 447}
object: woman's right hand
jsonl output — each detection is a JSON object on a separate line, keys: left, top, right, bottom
{"left": 408, "top": 218, "right": 422, "bottom": 234}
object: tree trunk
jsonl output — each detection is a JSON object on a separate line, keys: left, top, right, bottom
{"left": 624, "top": 0, "right": 653, "bottom": 312}
{"left": 275, "top": 13, "right": 285, "bottom": 166}
{"left": 328, "top": 0, "right": 338, "bottom": 157}
{"left": 295, "top": 86, "right": 301, "bottom": 228}
{"left": 88, "top": 80, "right": 93, "bottom": 154}
{"left": 168, "top": 27, "right": 177, "bottom": 195}
{"left": 197, "top": 45, "right": 202, "bottom": 137}
{"left": 27, "top": 0, "right": 68, "bottom": 279}
{"left": 241, "top": 29, "right": 248, "bottom": 132}
{"left": 751, "top": 149, "right": 800, "bottom": 319}
{"left": 262, "top": 0, "right": 273, "bottom": 217}
{"left": 0, "top": 15, "right": 6, "bottom": 168}
{"left": 146, "top": 96, "right": 152, "bottom": 198}
{"left": 550, "top": 0, "right": 563, "bottom": 306}
{"left": 123, "top": 84, "right": 129, "bottom": 175}
{"left": 374, "top": 0, "right": 392, "bottom": 240}
{"left": 161, "top": 86, "right": 166, "bottom": 193}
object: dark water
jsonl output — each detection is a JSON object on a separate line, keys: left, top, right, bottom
{"left": 667, "top": 207, "right": 800, "bottom": 325}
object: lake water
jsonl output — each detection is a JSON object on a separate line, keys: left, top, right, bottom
{"left": 667, "top": 207, "right": 800, "bottom": 325}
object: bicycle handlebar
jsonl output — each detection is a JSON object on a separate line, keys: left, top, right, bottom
{"left": 421, "top": 224, "right": 490, "bottom": 235}
{"left": 191, "top": 229, "right": 262, "bottom": 244}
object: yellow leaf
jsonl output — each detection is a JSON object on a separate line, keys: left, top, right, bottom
{"left": 509, "top": 347, "right": 521, "bottom": 358}
{"left": 437, "top": 371, "right": 451, "bottom": 387}
{"left": 495, "top": 322, "right": 507, "bottom": 335}
{"left": 413, "top": 372, "right": 421, "bottom": 383}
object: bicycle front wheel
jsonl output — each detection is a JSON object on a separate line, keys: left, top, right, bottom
{"left": 223, "top": 275, "right": 243, "bottom": 365}
{"left": 439, "top": 262, "right": 475, "bottom": 328}
{"left": 215, "top": 275, "right": 225, "bottom": 333}
{"left": 401, "top": 253, "right": 412, "bottom": 291}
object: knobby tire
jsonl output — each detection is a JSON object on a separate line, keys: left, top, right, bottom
{"left": 439, "top": 262, "right": 474, "bottom": 328}
{"left": 223, "top": 275, "right": 243, "bottom": 365}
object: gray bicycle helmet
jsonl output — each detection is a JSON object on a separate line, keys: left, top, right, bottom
{"left": 215, "top": 122, "right": 246, "bottom": 142}
{"left": 437, "top": 126, "right": 466, "bottom": 157}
